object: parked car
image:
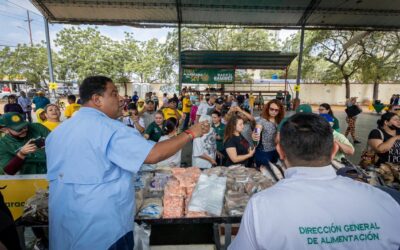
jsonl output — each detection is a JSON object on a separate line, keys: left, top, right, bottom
{"left": 0, "top": 92, "right": 18, "bottom": 100}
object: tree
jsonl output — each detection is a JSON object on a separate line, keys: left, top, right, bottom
{"left": 358, "top": 32, "right": 400, "bottom": 100}
{"left": 54, "top": 27, "right": 116, "bottom": 82}
{"left": 306, "top": 30, "right": 364, "bottom": 98}
{"left": 0, "top": 44, "right": 50, "bottom": 87}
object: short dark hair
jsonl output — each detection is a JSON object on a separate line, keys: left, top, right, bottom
{"left": 67, "top": 95, "right": 77, "bottom": 102}
{"left": 127, "top": 103, "right": 137, "bottom": 110}
{"left": 79, "top": 76, "right": 112, "bottom": 104}
{"left": 163, "top": 117, "right": 178, "bottom": 134}
{"left": 280, "top": 113, "right": 333, "bottom": 166}
{"left": 212, "top": 110, "right": 221, "bottom": 117}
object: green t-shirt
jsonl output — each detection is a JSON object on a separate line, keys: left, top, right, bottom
{"left": 212, "top": 123, "right": 226, "bottom": 152}
{"left": 333, "top": 130, "right": 354, "bottom": 161}
{"left": 145, "top": 122, "right": 164, "bottom": 142}
{"left": 0, "top": 123, "right": 50, "bottom": 175}
{"left": 332, "top": 116, "right": 340, "bottom": 132}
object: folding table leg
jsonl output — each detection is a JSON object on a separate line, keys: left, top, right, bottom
{"left": 224, "top": 223, "right": 232, "bottom": 249}
{"left": 213, "top": 223, "right": 221, "bottom": 250}
{"left": 16, "top": 226, "right": 26, "bottom": 250}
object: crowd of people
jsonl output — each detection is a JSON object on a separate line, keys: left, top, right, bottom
{"left": 1, "top": 87, "right": 399, "bottom": 175}
{"left": 0, "top": 78, "right": 399, "bottom": 249}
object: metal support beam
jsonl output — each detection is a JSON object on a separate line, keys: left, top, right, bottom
{"left": 295, "top": 27, "right": 305, "bottom": 100}
{"left": 44, "top": 17, "right": 54, "bottom": 83}
{"left": 176, "top": 0, "right": 183, "bottom": 92}
{"left": 178, "top": 23, "right": 182, "bottom": 92}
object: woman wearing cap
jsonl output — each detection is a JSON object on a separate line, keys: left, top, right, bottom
{"left": 42, "top": 104, "right": 61, "bottom": 131}
{"left": 345, "top": 97, "right": 362, "bottom": 144}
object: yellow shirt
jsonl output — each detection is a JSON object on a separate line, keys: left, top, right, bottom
{"left": 42, "top": 121, "right": 61, "bottom": 131}
{"left": 137, "top": 105, "right": 145, "bottom": 113}
{"left": 36, "top": 108, "right": 45, "bottom": 124}
{"left": 249, "top": 95, "right": 255, "bottom": 107}
{"left": 64, "top": 103, "right": 81, "bottom": 118}
{"left": 162, "top": 108, "right": 183, "bottom": 120}
{"left": 182, "top": 98, "right": 192, "bottom": 113}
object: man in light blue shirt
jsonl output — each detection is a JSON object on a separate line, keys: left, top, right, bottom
{"left": 230, "top": 113, "right": 400, "bottom": 250}
{"left": 46, "top": 76, "right": 208, "bottom": 249}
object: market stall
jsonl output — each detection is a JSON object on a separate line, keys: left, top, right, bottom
{"left": 132, "top": 165, "right": 276, "bottom": 249}
{"left": 180, "top": 51, "right": 298, "bottom": 108}
{"left": 13, "top": 158, "right": 400, "bottom": 249}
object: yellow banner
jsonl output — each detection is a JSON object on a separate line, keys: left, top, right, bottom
{"left": 0, "top": 175, "right": 48, "bottom": 220}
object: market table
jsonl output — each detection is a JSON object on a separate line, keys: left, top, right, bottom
{"left": 15, "top": 216, "right": 242, "bottom": 250}
{"left": 136, "top": 216, "right": 242, "bottom": 250}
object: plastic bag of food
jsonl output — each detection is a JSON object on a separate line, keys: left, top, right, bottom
{"left": 149, "top": 173, "right": 170, "bottom": 192}
{"left": 133, "top": 172, "right": 153, "bottom": 190}
{"left": 137, "top": 198, "right": 163, "bottom": 219}
{"left": 21, "top": 188, "right": 49, "bottom": 223}
{"left": 203, "top": 166, "right": 227, "bottom": 177}
{"left": 164, "top": 177, "right": 185, "bottom": 197}
{"left": 188, "top": 174, "right": 226, "bottom": 216}
{"left": 224, "top": 190, "right": 250, "bottom": 216}
{"left": 163, "top": 195, "right": 184, "bottom": 218}
{"left": 134, "top": 223, "right": 150, "bottom": 250}
{"left": 135, "top": 189, "right": 144, "bottom": 214}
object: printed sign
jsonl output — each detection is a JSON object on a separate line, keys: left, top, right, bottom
{"left": 183, "top": 69, "right": 235, "bottom": 84}
{"left": 0, "top": 175, "right": 48, "bottom": 220}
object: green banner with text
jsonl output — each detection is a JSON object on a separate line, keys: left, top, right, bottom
{"left": 183, "top": 69, "right": 235, "bottom": 84}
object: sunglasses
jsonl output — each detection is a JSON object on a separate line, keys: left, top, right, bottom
{"left": 269, "top": 108, "right": 280, "bottom": 112}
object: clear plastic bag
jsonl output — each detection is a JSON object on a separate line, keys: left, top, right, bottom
{"left": 137, "top": 198, "right": 163, "bottom": 219}
{"left": 134, "top": 223, "right": 150, "bottom": 250}
{"left": 188, "top": 174, "right": 226, "bottom": 216}
{"left": 22, "top": 188, "right": 49, "bottom": 223}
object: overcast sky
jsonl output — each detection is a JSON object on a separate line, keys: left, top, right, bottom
{"left": 0, "top": 0, "right": 297, "bottom": 48}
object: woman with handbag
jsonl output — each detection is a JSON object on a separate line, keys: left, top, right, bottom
{"left": 345, "top": 97, "right": 362, "bottom": 144}
{"left": 367, "top": 112, "right": 400, "bottom": 167}
{"left": 254, "top": 99, "right": 285, "bottom": 168}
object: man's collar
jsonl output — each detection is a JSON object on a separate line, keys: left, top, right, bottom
{"left": 284, "top": 165, "right": 337, "bottom": 180}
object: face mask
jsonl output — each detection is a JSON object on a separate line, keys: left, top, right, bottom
{"left": 388, "top": 125, "right": 397, "bottom": 130}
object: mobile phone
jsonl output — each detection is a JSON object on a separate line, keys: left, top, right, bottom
{"left": 30, "top": 137, "right": 45, "bottom": 148}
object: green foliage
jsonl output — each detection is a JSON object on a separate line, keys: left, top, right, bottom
{"left": 1, "top": 25, "right": 399, "bottom": 101}
{"left": 0, "top": 43, "right": 50, "bottom": 86}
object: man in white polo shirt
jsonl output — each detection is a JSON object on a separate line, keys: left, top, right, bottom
{"left": 230, "top": 113, "right": 400, "bottom": 250}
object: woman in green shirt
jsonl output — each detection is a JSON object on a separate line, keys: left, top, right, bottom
{"left": 144, "top": 111, "right": 164, "bottom": 142}
{"left": 319, "top": 103, "right": 340, "bottom": 132}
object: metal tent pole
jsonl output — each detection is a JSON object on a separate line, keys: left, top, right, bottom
{"left": 44, "top": 17, "right": 54, "bottom": 83}
{"left": 178, "top": 23, "right": 182, "bottom": 92}
{"left": 176, "top": 0, "right": 183, "bottom": 92}
{"left": 295, "top": 27, "right": 305, "bottom": 100}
